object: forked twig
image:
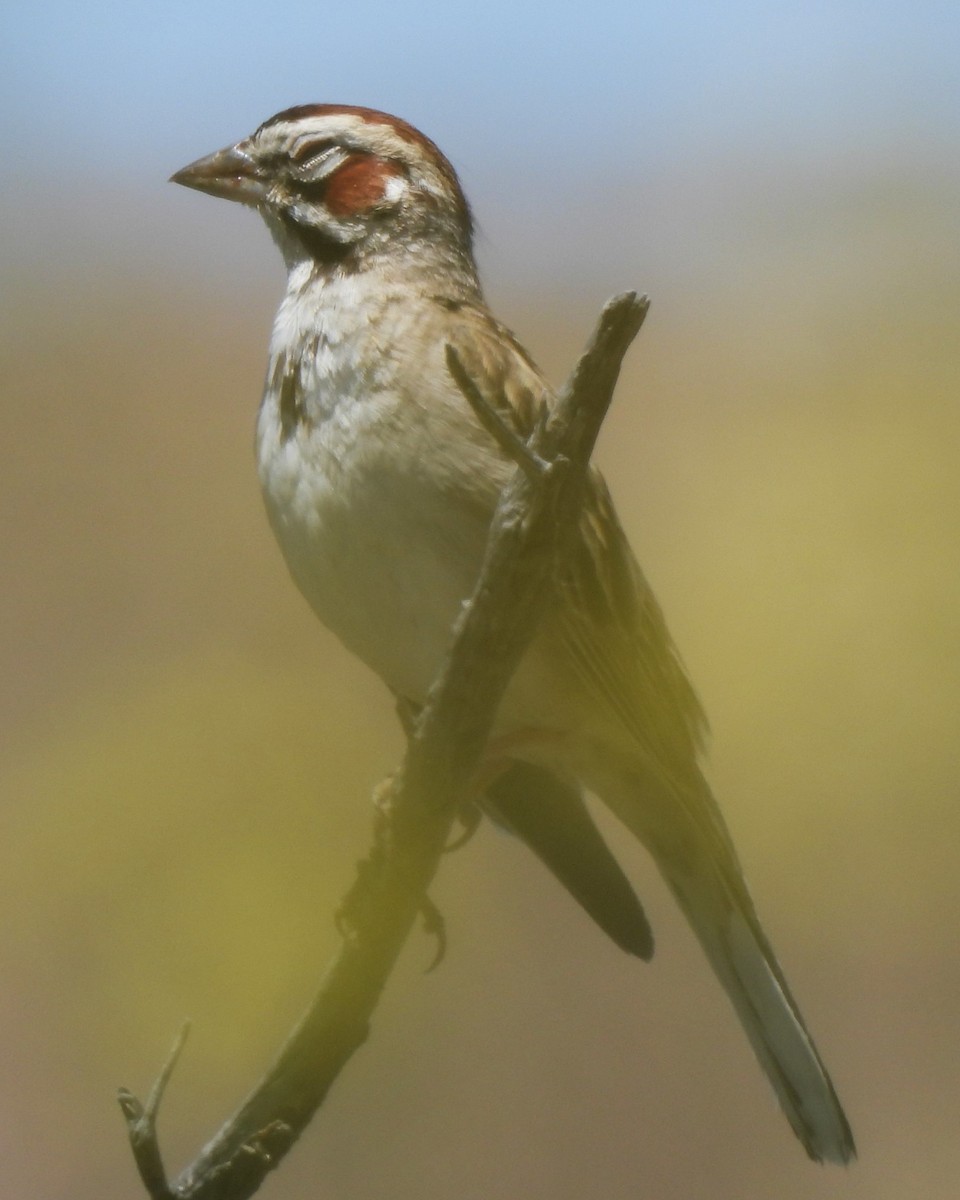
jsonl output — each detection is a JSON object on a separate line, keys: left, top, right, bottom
{"left": 118, "top": 1022, "right": 191, "bottom": 1199}
{"left": 120, "top": 293, "right": 649, "bottom": 1200}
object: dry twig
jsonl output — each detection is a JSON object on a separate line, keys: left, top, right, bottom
{"left": 119, "top": 292, "right": 649, "bottom": 1200}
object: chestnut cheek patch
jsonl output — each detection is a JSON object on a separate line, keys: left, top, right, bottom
{"left": 325, "top": 155, "right": 404, "bottom": 216}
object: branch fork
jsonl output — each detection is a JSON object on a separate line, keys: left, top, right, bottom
{"left": 120, "top": 293, "right": 649, "bottom": 1200}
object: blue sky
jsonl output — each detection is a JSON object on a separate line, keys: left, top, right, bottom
{"left": 2, "top": 1, "right": 958, "bottom": 306}
{"left": 4, "top": 0, "right": 959, "bottom": 180}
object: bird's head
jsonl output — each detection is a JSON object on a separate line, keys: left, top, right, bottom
{"left": 172, "top": 104, "right": 475, "bottom": 272}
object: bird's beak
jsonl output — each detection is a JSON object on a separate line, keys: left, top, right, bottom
{"left": 170, "top": 142, "right": 264, "bottom": 207}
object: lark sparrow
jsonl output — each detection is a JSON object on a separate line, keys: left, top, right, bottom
{"left": 172, "top": 104, "right": 854, "bottom": 1163}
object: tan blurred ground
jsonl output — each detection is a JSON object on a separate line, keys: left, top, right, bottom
{"left": 1, "top": 163, "right": 958, "bottom": 1199}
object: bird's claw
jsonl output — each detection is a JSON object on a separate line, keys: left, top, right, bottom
{"left": 444, "top": 801, "right": 482, "bottom": 852}
{"left": 420, "top": 893, "right": 448, "bottom": 971}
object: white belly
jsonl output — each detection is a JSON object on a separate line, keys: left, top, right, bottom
{"left": 256, "top": 369, "right": 494, "bottom": 705}
{"left": 253, "top": 274, "right": 584, "bottom": 743}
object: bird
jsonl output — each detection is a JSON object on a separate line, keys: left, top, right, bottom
{"left": 171, "top": 103, "right": 855, "bottom": 1164}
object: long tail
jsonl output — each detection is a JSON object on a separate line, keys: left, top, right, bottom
{"left": 597, "top": 761, "right": 855, "bottom": 1164}
{"left": 667, "top": 851, "right": 855, "bottom": 1163}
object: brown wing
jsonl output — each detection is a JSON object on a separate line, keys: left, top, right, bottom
{"left": 433, "top": 295, "right": 549, "bottom": 443}
{"left": 558, "top": 476, "right": 708, "bottom": 775}
{"left": 441, "top": 297, "right": 707, "bottom": 780}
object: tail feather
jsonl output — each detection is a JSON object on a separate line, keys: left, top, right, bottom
{"left": 671, "top": 869, "right": 855, "bottom": 1163}
{"left": 485, "top": 762, "right": 654, "bottom": 959}
{"left": 593, "top": 759, "right": 855, "bottom": 1164}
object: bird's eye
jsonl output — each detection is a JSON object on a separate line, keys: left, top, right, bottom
{"left": 290, "top": 138, "right": 338, "bottom": 170}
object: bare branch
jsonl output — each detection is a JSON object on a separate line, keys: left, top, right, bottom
{"left": 118, "top": 1022, "right": 191, "bottom": 1199}
{"left": 121, "top": 292, "right": 649, "bottom": 1200}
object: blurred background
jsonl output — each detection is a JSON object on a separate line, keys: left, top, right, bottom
{"left": 2, "top": 2, "right": 958, "bottom": 1197}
